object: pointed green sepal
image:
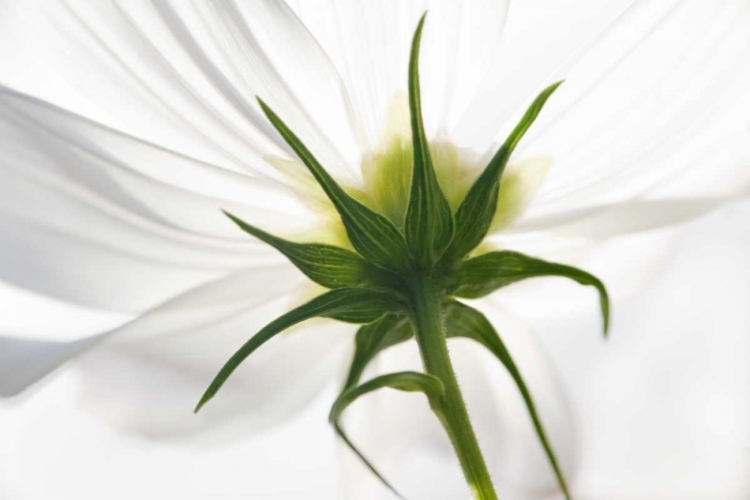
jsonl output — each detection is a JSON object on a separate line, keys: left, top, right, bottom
{"left": 442, "top": 82, "right": 563, "bottom": 262}
{"left": 257, "top": 99, "right": 411, "bottom": 272}
{"left": 195, "top": 288, "right": 404, "bottom": 413}
{"left": 404, "top": 13, "right": 455, "bottom": 266}
{"left": 447, "top": 250, "right": 609, "bottom": 335}
{"left": 344, "top": 315, "right": 414, "bottom": 389}
{"left": 443, "top": 300, "right": 571, "bottom": 500}
{"left": 330, "top": 371, "right": 445, "bottom": 499}
{"left": 223, "top": 211, "right": 392, "bottom": 289}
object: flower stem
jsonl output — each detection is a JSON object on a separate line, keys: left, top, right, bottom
{"left": 407, "top": 272, "right": 498, "bottom": 500}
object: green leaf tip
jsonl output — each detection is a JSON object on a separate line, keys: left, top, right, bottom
{"left": 329, "top": 371, "right": 445, "bottom": 499}
{"left": 256, "top": 97, "right": 411, "bottom": 273}
{"left": 448, "top": 250, "right": 609, "bottom": 337}
{"left": 405, "top": 12, "right": 455, "bottom": 266}
{"left": 196, "top": 287, "right": 404, "bottom": 413}
{"left": 443, "top": 300, "right": 572, "bottom": 499}
{"left": 443, "top": 81, "right": 564, "bottom": 262}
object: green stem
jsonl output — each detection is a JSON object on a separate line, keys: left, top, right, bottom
{"left": 407, "top": 272, "right": 499, "bottom": 500}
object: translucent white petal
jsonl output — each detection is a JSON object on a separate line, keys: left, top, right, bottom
{"left": 510, "top": 197, "right": 741, "bottom": 238}
{"left": 514, "top": 0, "right": 750, "bottom": 221}
{"left": 0, "top": 0, "right": 360, "bottom": 181}
{"left": 0, "top": 86, "right": 312, "bottom": 237}
{"left": 0, "top": 281, "right": 128, "bottom": 342}
{"left": 77, "top": 319, "right": 352, "bottom": 443}
{"left": 1, "top": 265, "right": 354, "bottom": 440}
{"left": 339, "top": 305, "right": 575, "bottom": 499}
{"left": 453, "top": 0, "right": 634, "bottom": 150}
{"left": 0, "top": 334, "right": 104, "bottom": 398}
{"left": 0, "top": 86, "right": 332, "bottom": 311}
{"left": 293, "top": 0, "right": 509, "bottom": 155}
{"left": 0, "top": 214, "right": 222, "bottom": 312}
{"left": 0, "top": 265, "right": 297, "bottom": 396}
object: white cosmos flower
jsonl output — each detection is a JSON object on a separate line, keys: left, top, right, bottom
{"left": 0, "top": 0, "right": 749, "bottom": 498}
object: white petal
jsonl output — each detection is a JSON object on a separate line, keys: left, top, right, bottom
{"left": 1, "top": 265, "right": 354, "bottom": 439}
{"left": 294, "top": 0, "right": 509, "bottom": 153}
{"left": 77, "top": 319, "right": 352, "bottom": 443}
{"left": 0, "top": 85, "right": 314, "bottom": 235}
{"left": 339, "top": 305, "right": 575, "bottom": 499}
{"left": 0, "top": 87, "right": 327, "bottom": 311}
{"left": 0, "top": 1, "right": 360, "bottom": 181}
{"left": 0, "top": 281, "right": 127, "bottom": 341}
{"left": 510, "top": 197, "right": 742, "bottom": 238}
{"left": 0, "top": 334, "right": 105, "bottom": 398}
{"left": 452, "top": 0, "right": 635, "bottom": 150}
{"left": 0, "top": 265, "right": 296, "bottom": 394}
{"left": 515, "top": 0, "right": 750, "bottom": 221}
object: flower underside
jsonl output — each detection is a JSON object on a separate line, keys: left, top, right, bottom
{"left": 195, "top": 14, "right": 609, "bottom": 500}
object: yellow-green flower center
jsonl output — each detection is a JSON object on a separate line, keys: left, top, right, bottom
{"left": 267, "top": 94, "right": 551, "bottom": 247}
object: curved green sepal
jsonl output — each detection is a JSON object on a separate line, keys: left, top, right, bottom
{"left": 329, "top": 371, "right": 445, "bottom": 499}
{"left": 448, "top": 250, "right": 609, "bottom": 335}
{"left": 443, "top": 82, "right": 563, "bottom": 262}
{"left": 344, "top": 315, "right": 414, "bottom": 389}
{"left": 195, "top": 288, "right": 403, "bottom": 412}
{"left": 404, "top": 13, "right": 454, "bottom": 266}
{"left": 223, "top": 211, "right": 389, "bottom": 289}
{"left": 443, "top": 300, "right": 571, "bottom": 500}
{"left": 258, "top": 99, "right": 411, "bottom": 272}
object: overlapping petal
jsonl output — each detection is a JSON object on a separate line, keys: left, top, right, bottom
{"left": 292, "top": 0, "right": 509, "bottom": 153}
{"left": 0, "top": 0, "right": 361, "bottom": 182}
{"left": 0, "top": 87, "right": 324, "bottom": 311}
{"left": 1, "top": 264, "right": 355, "bottom": 439}
{"left": 500, "top": 0, "right": 750, "bottom": 236}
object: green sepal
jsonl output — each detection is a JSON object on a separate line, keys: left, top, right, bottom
{"left": 329, "top": 371, "right": 445, "bottom": 499}
{"left": 344, "top": 314, "right": 414, "bottom": 389}
{"left": 443, "top": 300, "right": 571, "bottom": 500}
{"left": 404, "top": 13, "right": 455, "bottom": 266}
{"left": 442, "top": 82, "right": 563, "bottom": 262}
{"left": 195, "top": 288, "right": 404, "bottom": 412}
{"left": 223, "top": 211, "right": 390, "bottom": 289}
{"left": 447, "top": 250, "right": 609, "bottom": 335}
{"left": 258, "top": 99, "right": 411, "bottom": 272}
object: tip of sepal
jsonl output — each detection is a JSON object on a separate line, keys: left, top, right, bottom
{"left": 194, "top": 394, "right": 210, "bottom": 414}
{"left": 592, "top": 275, "right": 610, "bottom": 339}
{"left": 256, "top": 97, "right": 278, "bottom": 123}
{"left": 601, "top": 292, "right": 610, "bottom": 339}
{"left": 256, "top": 97, "right": 279, "bottom": 130}
{"left": 221, "top": 209, "right": 238, "bottom": 223}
